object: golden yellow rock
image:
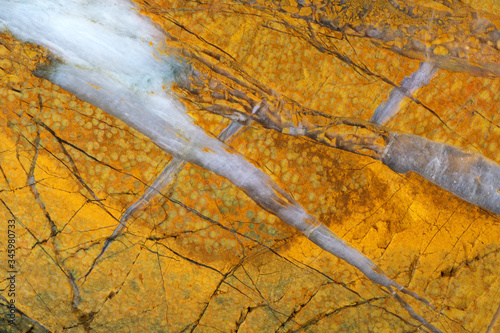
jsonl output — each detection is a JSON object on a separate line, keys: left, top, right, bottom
{"left": 0, "top": 45, "right": 9, "bottom": 55}
{"left": 433, "top": 45, "right": 449, "bottom": 56}
{"left": 432, "top": 33, "right": 455, "bottom": 45}
{"left": 0, "top": 1, "right": 500, "bottom": 333}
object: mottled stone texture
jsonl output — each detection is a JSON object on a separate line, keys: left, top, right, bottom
{"left": 1, "top": 1, "right": 500, "bottom": 332}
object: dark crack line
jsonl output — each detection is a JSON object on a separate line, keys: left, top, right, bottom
{"left": 421, "top": 204, "right": 462, "bottom": 260}
{"left": 32, "top": 117, "right": 124, "bottom": 174}
{"left": 58, "top": 199, "right": 99, "bottom": 235}
{"left": 85, "top": 251, "right": 143, "bottom": 330}
{"left": 438, "top": 218, "right": 476, "bottom": 279}
{"left": 152, "top": 239, "right": 171, "bottom": 327}
{"left": 0, "top": 294, "right": 51, "bottom": 332}
{"left": 181, "top": 272, "right": 229, "bottom": 333}
{"left": 379, "top": 202, "right": 413, "bottom": 257}
{"left": 392, "top": 292, "right": 442, "bottom": 333}
{"left": 221, "top": 276, "right": 258, "bottom": 303}
{"left": 154, "top": 242, "right": 224, "bottom": 275}
{"left": 234, "top": 304, "right": 266, "bottom": 332}
{"left": 26, "top": 126, "right": 58, "bottom": 237}
{"left": 22, "top": 124, "right": 84, "bottom": 310}
{"left": 342, "top": 179, "right": 408, "bottom": 238}
{"left": 440, "top": 246, "right": 500, "bottom": 279}
{"left": 0, "top": 161, "right": 12, "bottom": 190}
{"left": 0, "top": 198, "right": 65, "bottom": 328}
{"left": 23, "top": 109, "right": 161, "bottom": 223}
{"left": 368, "top": 302, "right": 417, "bottom": 329}
{"left": 17, "top": 125, "right": 118, "bottom": 218}
{"left": 24, "top": 126, "right": 83, "bottom": 310}
{"left": 168, "top": 194, "right": 365, "bottom": 298}
{"left": 239, "top": 264, "right": 286, "bottom": 325}
{"left": 275, "top": 281, "right": 329, "bottom": 332}
{"left": 473, "top": 109, "right": 500, "bottom": 129}
{"left": 63, "top": 104, "right": 145, "bottom": 141}
{"left": 20, "top": 101, "right": 133, "bottom": 176}
{"left": 262, "top": 16, "right": 451, "bottom": 132}
{"left": 163, "top": 15, "right": 237, "bottom": 62}
{"left": 140, "top": 242, "right": 181, "bottom": 261}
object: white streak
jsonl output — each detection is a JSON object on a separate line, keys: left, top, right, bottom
{"left": 371, "top": 62, "right": 438, "bottom": 125}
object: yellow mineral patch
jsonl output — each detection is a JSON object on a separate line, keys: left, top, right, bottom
{"left": 433, "top": 45, "right": 449, "bottom": 56}
{"left": 0, "top": 45, "right": 9, "bottom": 55}
{"left": 418, "top": 0, "right": 454, "bottom": 13}
{"left": 432, "top": 33, "right": 455, "bottom": 45}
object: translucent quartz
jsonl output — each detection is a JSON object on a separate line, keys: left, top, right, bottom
{"left": 383, "top": 133, "right": 500, "bottom": 215}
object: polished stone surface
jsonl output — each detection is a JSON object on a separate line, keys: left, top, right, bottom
{"left": 0, "top": 1, "right": 499, "bottom": 332}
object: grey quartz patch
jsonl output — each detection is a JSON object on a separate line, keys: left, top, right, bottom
{"left": 383, "top": 133, "right": 500, "bottom": 215}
